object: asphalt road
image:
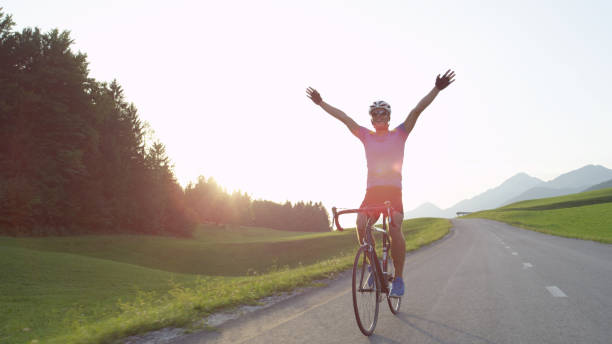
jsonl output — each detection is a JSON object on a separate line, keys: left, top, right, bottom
{"left": 172, "top": 218, "right": 612, "bottom": 344}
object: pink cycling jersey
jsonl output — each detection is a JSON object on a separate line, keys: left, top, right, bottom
{"left": 354, "top": 124, "right": 409, "bottom": 189}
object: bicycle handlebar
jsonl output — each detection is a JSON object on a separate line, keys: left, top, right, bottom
{"left": 332, "top": 202, "right": 393, "bottom": 231}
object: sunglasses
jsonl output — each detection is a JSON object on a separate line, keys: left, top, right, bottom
{"left": 370, "top": 108, "right": 389, "bottom": 117}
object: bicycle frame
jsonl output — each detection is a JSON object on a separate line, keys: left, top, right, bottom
{"left": 335, "top": 201, "right": 402, "bottom": 335}
{"left": 332, "top": 202, "right": 395, "bottom": 294}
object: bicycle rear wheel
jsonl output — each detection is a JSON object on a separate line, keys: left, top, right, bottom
{"left": 385, "top": 255, "right": 401, "bottom": 314}
{"left": 352, "top": 246, "right": 380, "bottom": 336}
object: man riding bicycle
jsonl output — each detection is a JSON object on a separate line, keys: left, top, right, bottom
{"left": 306, "top": 70, "right": 455, "bottom": 297}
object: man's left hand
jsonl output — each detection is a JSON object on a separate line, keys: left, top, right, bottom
{"left": 435, "top": 70, "right": 456, "bottom": 90}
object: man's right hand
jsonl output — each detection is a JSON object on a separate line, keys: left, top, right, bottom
{"left": 306, "top": 87, "right": 322, "bottom": 105}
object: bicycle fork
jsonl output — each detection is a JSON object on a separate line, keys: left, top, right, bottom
{"left": 365, "top": 245, "right": 388, "bottom": 302}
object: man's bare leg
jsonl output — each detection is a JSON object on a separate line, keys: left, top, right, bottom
{"left": 389, "top": 211, "right": 405, "bottom": 278}
{"left": 356, "top": 212, "right": 372, "bottom": 246}
{"left": 356, "top": 212, "right": 377, "bottom": 271}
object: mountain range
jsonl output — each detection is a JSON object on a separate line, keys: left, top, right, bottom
{"left": 404, "top": 164, "right": 612, "bottom": 219}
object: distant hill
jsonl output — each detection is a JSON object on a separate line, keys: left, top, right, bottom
{"left": 446, "top": 172, "right": 544, "bottom": 214}
{"left": 405, "top": 164, "right": 612, "bottom": 219}
{"left": 403, "top": 202, "right": 448, "bottom": 219}
{"left": 405, "top": 172, "right": 544, "bottom": 219}
{"left": 583, "top": 178, "right": 612, "bottom": 192}
{"left": 546, "top": 164, "right": 612, "bottom": 189}
{"left": 503, "top": 186, "right": 582, "bottom": 205}
{"left": 503, "top": 165, "right": 612, "bottom": 205}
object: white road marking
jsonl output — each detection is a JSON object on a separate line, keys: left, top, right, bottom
{"left": 546, "top": 286, "right": 568, "bottom": 298}
{"left": 505, "top": 246, "right": 510, "bottom": 249}
{"left": 512, "top": 252, "right": 518, "bottom": 256}
{"left": 522, "top": 262, "right": 533, "bottom": 268}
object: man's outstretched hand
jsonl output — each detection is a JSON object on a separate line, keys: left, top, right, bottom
{"left": 435, "top": 70, "right": 456, "bottom": 90}
{"left": 306, "top": 87, "right": 322, "bottom": 105}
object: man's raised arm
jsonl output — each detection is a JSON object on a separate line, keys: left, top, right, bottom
{"left": 306, "top": 87, "right": 360, "bottom": 135}
{"left": 402, "top": 70, "right": 455, "bottom": 135}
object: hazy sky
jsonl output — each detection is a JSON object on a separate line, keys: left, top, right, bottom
{"left": 5, "top": 0, "right": 612, "bottom": 212}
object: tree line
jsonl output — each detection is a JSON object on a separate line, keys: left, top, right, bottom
{"left": 0, "top": 11, "right": 330, "bottom": 236}
{"left": 184, "top": 176, "right": 330, "bottom": 232}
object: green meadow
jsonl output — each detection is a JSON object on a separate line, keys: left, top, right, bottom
{"left": 0, "top": 218, "right": 451, "bottom": 344}
{"left": 0, "top": 225, "right": 356, "bottom": 276}
{"left": 465, "top": 187, "right": 612, "bottom": 243}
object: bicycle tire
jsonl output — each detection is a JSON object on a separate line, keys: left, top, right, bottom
{"left": 352, "top": 246, "right": 380, "bottom": 336}
{"left": 385, "top": 255, "right": 401, "bottom": 314}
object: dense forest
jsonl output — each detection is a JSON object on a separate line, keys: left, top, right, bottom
{"left": 0, "top": 11, "right": 330, "bottom": 236}
{"left": 184, "top": 176, "right": 330, "bottom": 232}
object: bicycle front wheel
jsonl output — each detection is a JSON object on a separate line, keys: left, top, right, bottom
{"left": 352, "top": 246, "right": 380, "bottom": 336}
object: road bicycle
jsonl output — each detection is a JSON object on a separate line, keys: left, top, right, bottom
{"left": 332, "top": 201, "right": 401, "bottom": 336}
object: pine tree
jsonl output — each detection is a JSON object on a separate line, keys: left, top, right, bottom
{"left": 0, "top": 10, "right": 194, "bottom": 236}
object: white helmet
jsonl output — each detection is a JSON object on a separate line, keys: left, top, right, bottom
{"left": 369, "top": 100, "right": 391, "bottom": 116}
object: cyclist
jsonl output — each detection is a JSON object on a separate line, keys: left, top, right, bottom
{"left": 306, "top": 70, "right": 455, "bottom": 297}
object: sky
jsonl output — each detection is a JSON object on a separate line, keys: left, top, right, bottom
{"left": 4, "top": 0, "right": 612, "bottom": 214}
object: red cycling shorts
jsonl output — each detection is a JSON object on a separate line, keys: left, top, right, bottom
{"left": 359, "top": 186, "right": 404, "bottom": 221}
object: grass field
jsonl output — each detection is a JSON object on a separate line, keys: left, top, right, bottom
{"left": 0, "top": 218, "right": 451, "bottom": 344}
{"left": 465, "top": 187, "right": 612, "bottom": 243}
{"left": 0, "top": 224, "right": 357, "bottom": 276}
